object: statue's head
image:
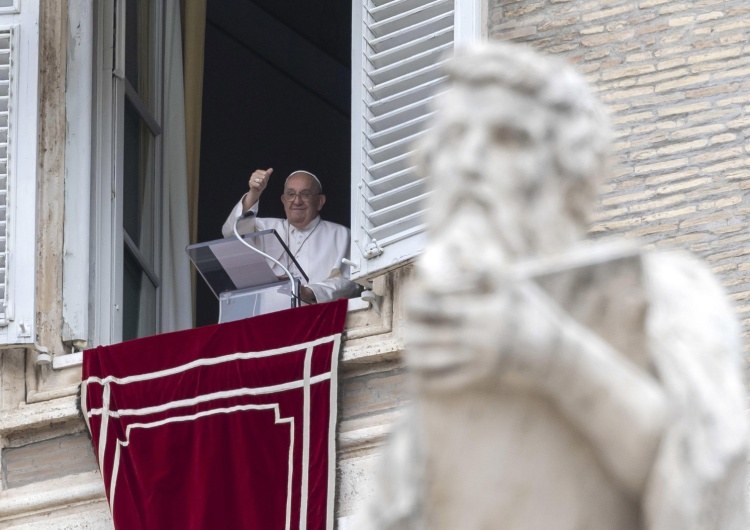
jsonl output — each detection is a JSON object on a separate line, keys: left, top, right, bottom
{"left": 416, "top": 43, "right": 610, "bottom": 286}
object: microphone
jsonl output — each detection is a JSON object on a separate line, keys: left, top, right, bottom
{"left": 232, "top": 210, "right": 299, "bottom": 307}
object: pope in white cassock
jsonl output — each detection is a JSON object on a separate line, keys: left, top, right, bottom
{"left": 222, "top": 168, "right": 362, "bottom": 304}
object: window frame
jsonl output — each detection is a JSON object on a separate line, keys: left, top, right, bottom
{"left": 90, "top": 0, "right": 165, "bottom": 347}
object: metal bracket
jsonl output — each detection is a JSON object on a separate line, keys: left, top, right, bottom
{"left": 361, "top": 289, "right": 383, "bottom": 314}
{"left": 31, "top": 342, "right": 52, "bottom": 366}
{"left": 363, "top": 239, "right": 384, "bottom": 259}
{"left": 28, "top": 342, "right": 53, "bottom": 383}
{"left": 341, "top": 257, "right": 360, "bottom": 274}
{"left": 17, "top": 320, "right": 32, "bottom": 339}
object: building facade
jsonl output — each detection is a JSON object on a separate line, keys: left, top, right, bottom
{"left": 0, "top": 0, "right": 747, "bottom": 528}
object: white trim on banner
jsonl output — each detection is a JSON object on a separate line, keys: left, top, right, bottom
{"left": 81, "top": 334, "right": 338, "bottom": 387}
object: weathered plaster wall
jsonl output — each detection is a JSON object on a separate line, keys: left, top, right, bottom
{"left": 488, "top": 0, "right": 750, "bottom": 357}
{"left": 36, "top": 0, "right": 67, "bottom": 357}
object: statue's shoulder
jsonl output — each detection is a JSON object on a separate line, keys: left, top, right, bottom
{"left": 644, "top": 249, "right": 718, "bottom": 284}
{"left": 639, "top": 254, "right": 748, "bottom": 530}
{"left": 643, "top": 249, "right": 737, "bottom": 326}
{"left": 642, "top": 247, "right": 743, "bottom": 378}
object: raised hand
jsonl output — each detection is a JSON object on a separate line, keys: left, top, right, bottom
{"left": 242, "top": 167, "right": 273, "bottom": 213}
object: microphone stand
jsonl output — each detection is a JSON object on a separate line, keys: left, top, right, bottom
{"left": 232, "top": 211, "right": 300, "bottom": 308}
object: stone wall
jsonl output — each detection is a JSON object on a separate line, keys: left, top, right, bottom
{"left": 488, "top": 0, "right": 750, "bottom": 357}
{"left": 2, "top": 434, "right": 97, "bottom": 489}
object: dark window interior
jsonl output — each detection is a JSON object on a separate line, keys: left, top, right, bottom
{"left": 196, "top": 0, "right": 352, "bottom": 326}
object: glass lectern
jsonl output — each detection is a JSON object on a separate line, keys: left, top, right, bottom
{"left": 186, "top": 229, "right": 308, "bottom": 323}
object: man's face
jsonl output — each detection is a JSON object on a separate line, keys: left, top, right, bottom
{"left": 281, "top": 172, "right": 326, "bottom": 229}
{"left": 428, "top": 84, "right": 552, "bottom": 243}
{"left": 416, "top": 84, "right": 576, "bottom": 288}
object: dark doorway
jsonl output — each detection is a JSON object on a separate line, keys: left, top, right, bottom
{"left": 196, "top": 0, "right": 352, "bottom": 327}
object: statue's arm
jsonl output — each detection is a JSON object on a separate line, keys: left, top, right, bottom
{"left": 405, "top": 278, "right": 669, "bottom": 498}
{"left": 497, "top": 281, "right": 670, "bottom": 498}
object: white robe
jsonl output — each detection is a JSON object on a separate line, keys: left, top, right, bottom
{"left": 222, "top": 200, "right": 362, "bottom": 303}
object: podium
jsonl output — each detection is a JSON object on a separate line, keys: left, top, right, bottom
{"left": 187, "top": 229, "right": 308, "bottom": 322}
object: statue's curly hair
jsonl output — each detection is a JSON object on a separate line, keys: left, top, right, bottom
{"left": 417, "top": 42, "right": 611, "bottom": 228}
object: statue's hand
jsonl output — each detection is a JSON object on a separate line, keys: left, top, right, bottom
{"left": 404, "top": 278, "right": 565, "bottom": 393}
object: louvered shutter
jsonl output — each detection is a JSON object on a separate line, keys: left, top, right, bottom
{"left": 0, "top": 1, "right": 39, "bottom": 344}
{"left": 351, "top": 0, "right": 458, "bottom": 280}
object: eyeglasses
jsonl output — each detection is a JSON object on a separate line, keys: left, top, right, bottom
{"left": 283, "top": 191, "right": 320, "bottom": 202}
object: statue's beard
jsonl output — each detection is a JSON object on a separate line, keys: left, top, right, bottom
{"left": 418, "top": 194, "right": 526, "bottom": 290}
{"left": 418, "top": 187, "right": 585, "bottom": 291}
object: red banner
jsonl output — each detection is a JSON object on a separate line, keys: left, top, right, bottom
{"left": 82, "top": 300, "right": 348, "bottom": 530}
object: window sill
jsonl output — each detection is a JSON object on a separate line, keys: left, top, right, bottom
{"left": 53, "top": 297, "right": 375, "bottom": 371}
{"left": 53, "top": 351, "right": 84, "bottom": 370}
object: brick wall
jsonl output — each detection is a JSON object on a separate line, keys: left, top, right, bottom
{"left": 488, "top": 0, "right": 750, "bottom": 356}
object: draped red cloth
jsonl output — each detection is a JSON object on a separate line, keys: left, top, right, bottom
{"left": 81, "top": 300, "right": 348, "bottom": 530}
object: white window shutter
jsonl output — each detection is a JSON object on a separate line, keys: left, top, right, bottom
{"left": 351, "top": 0, "right": 456, "bottom": 280}
{"left": 0, "top": 1, "right": 39, "bottom": 344}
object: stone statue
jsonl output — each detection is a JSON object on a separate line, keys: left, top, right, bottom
{"left": 363, "top": 43, "right": 748, "bottom": 530}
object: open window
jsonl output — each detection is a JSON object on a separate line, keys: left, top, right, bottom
{"left": 77, "top": 0, "right": 481, "bottom": 344}
{"left": 195, "top": 1, "right": 353, "bottom": 326}
{"left": 196, "top": 0, "right": 481, "bottom": 325}
{"left": 89, "top": 0, "right": 166, "bottom": 345}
